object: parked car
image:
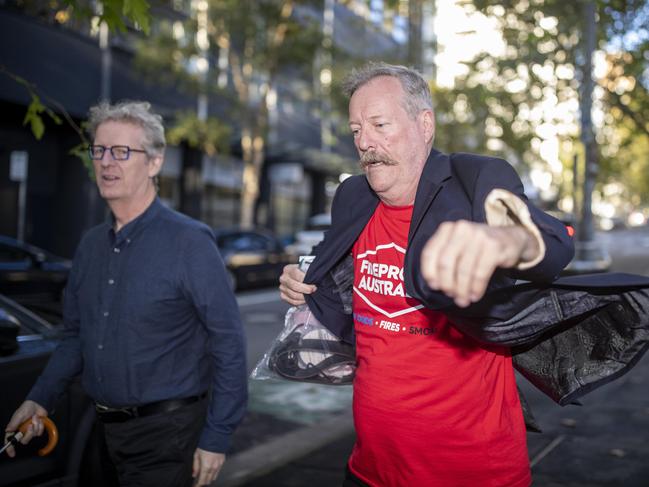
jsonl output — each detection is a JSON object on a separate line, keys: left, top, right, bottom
{"left": 286, "top": 213, "right": 331, "bottom": 258}
{"left": 214, "top": 229, "right": 294, "bottom": 291}
{"left": 0, "top": 294, "right": 103, "bottom": 487}
{"left": 0, "top": 236, "right": 71, "bottom": 310}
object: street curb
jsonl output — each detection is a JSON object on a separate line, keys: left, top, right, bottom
{"left": 215, "top": 412, "right": 354, "bottom": 487}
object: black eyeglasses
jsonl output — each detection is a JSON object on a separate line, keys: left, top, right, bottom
{"left": 88, "top": 145, "right": 148, "bottom": 161}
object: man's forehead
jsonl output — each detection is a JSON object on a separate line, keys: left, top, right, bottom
{"left": 349, "top": 83, "right": 407, "bottom": 120}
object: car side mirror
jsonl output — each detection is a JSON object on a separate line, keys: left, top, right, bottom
{"left": 0, "top": 308, "right": 20, "bottom": 356}
{"left": 33, "top": 252, "right": 47, "bottom": 265}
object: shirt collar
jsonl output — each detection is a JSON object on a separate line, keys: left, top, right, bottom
{"left": 107, "top": 197, "right": 163, "bottom": 246}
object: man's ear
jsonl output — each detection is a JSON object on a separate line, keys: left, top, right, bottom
{"left": 147, "top": 155, "right": 164, "bottom": 178}
{"left": 421, "top": 110, "right": 435, "bottom": 145}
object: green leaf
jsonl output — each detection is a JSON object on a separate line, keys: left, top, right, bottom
{"left": 101, "top": 2, "right": 128, "bottom": 33}
{"left": 123, "top": 0, "right": 151, "bottom": 34}
{"left": 23, "top": 95, "right": 47, "bottom": 140}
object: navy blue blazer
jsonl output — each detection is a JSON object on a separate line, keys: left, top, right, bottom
{"left": 304, "top": 149, "right": 649, "bottom": 406}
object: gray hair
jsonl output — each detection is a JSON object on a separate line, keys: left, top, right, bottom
{"left": 87, "top": 101, "right": 166, "bottom": 157}
{"left": 342, "top": 62, "right": 433, "bottom": 119}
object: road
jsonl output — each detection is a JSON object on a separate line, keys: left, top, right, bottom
{"left": 597, "top": 226, "right": 649, "bottom": 276}
{"left": 236, "top": 286, "right": 353, "bottom": 427}
{"left": 231, "top": 227, "right": 649, "bottom": 486}
{"left": 235, "top": 288, "right": 290, "bottom": 375}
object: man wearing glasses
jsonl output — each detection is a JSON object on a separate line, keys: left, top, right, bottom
{"left": 4, "top": 101, "right": 247, "bottom": 487}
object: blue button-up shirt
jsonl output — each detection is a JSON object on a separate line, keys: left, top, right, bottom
{"left": 28, "top": 198, "right": 247, "bottom": 452}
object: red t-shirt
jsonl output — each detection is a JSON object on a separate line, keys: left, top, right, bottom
{"left": 349, "top": 202, "right": 531, "bottom": 487}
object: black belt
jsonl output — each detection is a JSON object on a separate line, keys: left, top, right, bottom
{"left": 95, "top": 393, "right": 206, "bottom": 423}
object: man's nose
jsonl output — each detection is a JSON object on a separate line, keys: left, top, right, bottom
{"left": 98, "top": 156, "right": 111, "bottom": 167}
{"left": 98, "top": 152, "right": 116, "bottom": 166}
{"left": 356, "top": 129, "right": 375, "bottom": 152}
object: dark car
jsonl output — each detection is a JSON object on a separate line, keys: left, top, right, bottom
{"left": 0, "top": 236, "right": 71, "bottom": 308}
{"left": 286, "top": 213, "right": 331, "bottom": 258}
{"left": 0, "top": 294, "right": 104, "bottom": 487}
{"left": 215, "top": 229, "right": 294, "bottom": 291}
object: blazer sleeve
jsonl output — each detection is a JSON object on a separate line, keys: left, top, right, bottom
{"left": 467, "top": 157, "right": 574, "bottom": 282}
{"left": 408, "top": 154, "right": 575, "bottom": 308}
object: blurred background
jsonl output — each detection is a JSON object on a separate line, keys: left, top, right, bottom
{"left": 1, "top": 0, "right": 647, "bottom": 270}
{"left": 1, "top": 2, "right": 648, "bottom": 486}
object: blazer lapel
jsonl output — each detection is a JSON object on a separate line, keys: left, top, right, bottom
{"left": 408, "top": 149, "right": 452, "bottom": 242}
{"left": 306, "top": 176, "right": 378, "bottom": 284}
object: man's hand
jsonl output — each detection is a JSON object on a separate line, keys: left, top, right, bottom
{"left": 4, "top": 400, "right": 48, "bottom": 458}
{"left": 192, "top": 448, "right": 225, "bottom": 486}
{"left": 279, "top": 264, "right": 317, "bottom": 306}
{"left": 420, "top": 220, "right": 539, "bottom": 307}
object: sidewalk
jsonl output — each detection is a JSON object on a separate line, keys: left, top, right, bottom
{"left": 216, "top": 353, "right": 649, "bottom": 487}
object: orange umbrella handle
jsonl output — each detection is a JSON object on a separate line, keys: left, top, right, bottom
{"left": 18, "top": 416, "right": 59, "bottom": 456}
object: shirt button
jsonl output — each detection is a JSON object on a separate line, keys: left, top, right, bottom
{"left": 103, "top": 311, "right": 109, "bottom": 317}
{"left": 113, "top": 247, "right": 120, "bottom": 253}
{"left": 97, "top": 344, "right": 104, "bottom": 350}
{"left": 108, "top": 279, "right": 115, "bottom": 285}
{"left": 97, "top": 377, "right": 103, "bottom": 383}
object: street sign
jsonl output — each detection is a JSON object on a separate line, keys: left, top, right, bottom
{"left": 9, "top": 151, "right": 29, "bottom": 182}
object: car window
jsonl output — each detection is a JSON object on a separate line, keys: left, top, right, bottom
{"left": 218, "top": 233, "right": 270, "bottom": 252}
{"left": 0, "top": 244, "right": 30, "bottom": 263}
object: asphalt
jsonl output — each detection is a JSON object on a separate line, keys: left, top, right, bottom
{"left": 215, "top": 351, "right": 649, "bottom": 487}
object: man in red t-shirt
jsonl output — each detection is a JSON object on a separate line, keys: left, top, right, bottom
{"left": 279, "top": 63, "right": 572, "bottom": 487}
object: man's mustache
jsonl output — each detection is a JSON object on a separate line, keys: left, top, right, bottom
{"left": 359, "top": 151, "right": 398, "bottom": 169}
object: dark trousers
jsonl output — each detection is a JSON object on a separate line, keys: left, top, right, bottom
{"left": 98, "top": 399, "right": 207, "bottom": 487}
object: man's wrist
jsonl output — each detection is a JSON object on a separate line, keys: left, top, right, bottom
{"left": 485, "top": 188, "right": 546, "bottom": 270}
{"left": 504, "top": 225, "right": 538, "bottom": 263}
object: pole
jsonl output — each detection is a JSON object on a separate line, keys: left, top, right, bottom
{"left": 572, "top": 153, "right": 579, "bottom": 219}
{"left": 9, "top": 151, "right": 28, "bottom": 241}
{"left": 578, "top": 0, "right": 596, "bottom": 248}
{"left": 408, "top": 0, "right": 423, "bottom": 72}
{"left": 99, "top": 19, "right": 111, "bottom": 102}
{"left": 573, "top": 0, "right": 610, "bottom": 271}
{"left": 578, "top": 0, "right": 597, "bottom": 255}
{"left": 320, "top": 0, "right": 335, "bottom": 153}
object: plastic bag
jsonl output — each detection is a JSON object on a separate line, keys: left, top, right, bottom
{"left": 250, "top": 256, "right": 356, "bottom": 385}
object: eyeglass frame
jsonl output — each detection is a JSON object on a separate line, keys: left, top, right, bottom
{"left": 88, "top": 145, "right": 149, "bottom": 161}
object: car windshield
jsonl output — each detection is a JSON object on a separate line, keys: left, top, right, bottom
{"left": 217, "top": 233, "right": 270, "bottom": 252}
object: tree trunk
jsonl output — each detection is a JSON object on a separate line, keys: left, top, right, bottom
{"left": 408, "top": 0, "right": 423, "bottom": 72}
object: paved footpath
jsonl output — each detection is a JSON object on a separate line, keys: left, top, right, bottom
{"left": 215, "top": 352, "right": 649, "bottom": 487}
{"left": 524, "top": 351, "right": 649, "bottom": 487}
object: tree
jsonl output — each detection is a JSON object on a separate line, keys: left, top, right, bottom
{"left": 436, "top": 0, "right": 649, "bottom": 206}
{"left": 1, "top": 0, "right": 153, "bottom": 170}
{"left": 134, "top": 0, "right": 324, "bottom": 228}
